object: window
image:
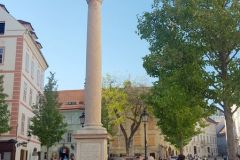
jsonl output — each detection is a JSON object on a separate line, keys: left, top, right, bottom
{"left": 66, "top": 116, "right": 72, "bottom": 124}
{"left": 25, "top": 53, "right": 29, "bottom": 73}
{"left": 0, "top": 22, "right": 5, "bottom": 34}
{"left": 0, "top": 48, "right": 4, "bottom": 64}
{"left": 207, "top": 147, "right": 210, "bottom": 153}
{"left": 31, "top": 60, "right": 34, "bottom": 78}
{"left": 21, "top": 113, "right": 25, "bottom": 135}
{"left": 29, "top": 88, "right": 33, "bottom": 106}
{"left": 37, "top": 69, "right": 40, "bottom": 86}
{"left": 26, "top": 117, "right": 30, "bottom": 135}
{"left": 65, "top": 101, "right": 77, "bottom": 105}
{"left": 67, "top": 132, "right": 72, "bottom": 142}
{"left": 23, "top": 82, "right": 27, "bottom": 102}
{"left": 40, "top": 73, "right": 44, "bottom": 90}
{"left": 194, "top": 146, "right": 197, "bottom": 154}
{"left": 36, "top": 94, "right": 39, "bottom": 104}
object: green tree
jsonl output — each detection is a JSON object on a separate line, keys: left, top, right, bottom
{"left": 30, "top": 72, "right": 67, "bottom": 159}
{"left": 138, "top": 0, "right": 240, "bottom": 159}
{"left": 102, "top": 76, "right": 148, "bottom": 156}
{"left": 0, "top": 75, "right": 10, "bottom": 134}
{"left": 147, "top": 78, "right": 211, "bottom": 154}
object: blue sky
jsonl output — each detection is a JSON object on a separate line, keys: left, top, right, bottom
{"left": 1, "top": 0, "right": 154, "bottom": 90}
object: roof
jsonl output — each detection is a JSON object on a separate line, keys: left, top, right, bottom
{"left": 0, "top": 4, "right": 9, "bottom": 13}
{"left": 206, "top": 117, "right": 218, "bottom": 125}
{"left": 0, "top": 4, "right": 48, "bottom": 69}
{"left": 18, "top": 21, "right": 49, "bottom": 68}
{"left": 30, "top": 31, "right": 38, "bottom": 39}
{"left": 18, "top": 20, "right": 34, "bottom": 31}
{"left": 58, "top": 90, "right": 85, "bottom": 110}
{"left": 218, "top": 125, "right": 226, "bottom": 135}
{"left": 35, "top": 41, "right": 43, "bottom": 49}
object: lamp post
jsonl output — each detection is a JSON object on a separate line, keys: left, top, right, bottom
{"left": 16, "top": 131, "right": 31, "bottom": 147}
{"left": 27, "top": 130, "right": 32, "bottom": 142}
{"left": 79, "top": 112, "right": 85, "bottom": 128}
{"left": 142, "top": 108, "right": 148, "bottom": 160}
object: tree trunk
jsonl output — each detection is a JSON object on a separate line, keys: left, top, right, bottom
{"left": 179, "top": 142, "right": 184, "bottom": 155}
{"left": 46, "top": 147, "right": 49, "bottom": 160}
{"left": 225, "top": 109, "right": 237, "bottom": 160}
{"left": 125, "top": 140, "right": 130, "bottom": 156}
{"left": 179, "top": 136, "right": 184, "bottom": 155}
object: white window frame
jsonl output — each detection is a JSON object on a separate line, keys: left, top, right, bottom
{"left": 0, "top": 47, "right": 4, "bottom": 64}
{"left": 25, "top": 53, "right": 30, "bottom": 73}
{"left": 21, "top": 113, "right": 25, "bottom": 135}
{"left": 23, "top": 82, "right": 27, "bottom": 102}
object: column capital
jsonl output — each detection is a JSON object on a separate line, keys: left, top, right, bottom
{"left": 86, "top": 0, "right": 102, "bottom": 4}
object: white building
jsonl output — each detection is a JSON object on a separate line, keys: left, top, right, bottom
{"left": 211, "top": 107, "right": 240, "bottom": 157}
{"left": 232, "top": 105, "right": 240, "bottom": 154}
{"left": 0, "top": 4, "right": 48, "bottom": 160}
{"left": 183, "top": 118, "right": 218, "bottom": 159}
{"left": 41, "top": 90, "right": 85, "bottom": 160}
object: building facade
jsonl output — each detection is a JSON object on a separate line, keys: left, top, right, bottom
{"left": 0, "top": 4, "right": 48, "bottom": 160}
{"left": 110, "top": 117, "right": 218, "bottom": 159}
{"left": 110, "top": 116, "right": 177, "bottom": 159}
{"left": 211, "top": 106, "right": 240, "bottom": 157}
{"left": 232, "top": 105, "right": 240, "bottom": 155}
{"left": 42, "top": 90, "right": 84, "bottom": 160}
{"left": 183, "top": 118, "right": 218, "bottom": 159}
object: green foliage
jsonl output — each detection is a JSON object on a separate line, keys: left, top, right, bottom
{"left": 0, "top": 75, "right": 10, "bottom": 134}
{"left": 102, "top": 85, "right": 127, "bottom": 135}
{"left": 30, "top": 72, "right": 67, "bottom": 150}
{"left": 137, "top": 0, "right": 220, "bottom": 152}
{"left": 102, "top": 75, "right": 148, "bottom": 155}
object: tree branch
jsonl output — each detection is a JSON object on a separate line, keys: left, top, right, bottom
{"left": 232, "top": 105, "right": 240, "bottom": 114}
{"left": 210, "top": 102, "right": 224, "bottom": 112}
{"left": 227, "top": 49, "right": 239, "bottom": 64}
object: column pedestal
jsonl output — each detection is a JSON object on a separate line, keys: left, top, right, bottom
{"left": 74, "top": 128, "right": 108, "bottom": 160}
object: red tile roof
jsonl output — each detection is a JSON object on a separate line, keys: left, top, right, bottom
{"left": 58, "top": 90, "right": 85, "bottom": 110}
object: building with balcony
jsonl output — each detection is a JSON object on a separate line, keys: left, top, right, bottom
{"left": 0, "top": 4, "right": 48, "bottom": 160}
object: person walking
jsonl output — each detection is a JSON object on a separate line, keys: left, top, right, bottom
{"left": 70, "top": 153, "right": 75, "bottom": 160}
{"left": 177, "top": 154, "right": 185, "bottom": 160}
{"left": 149, "top": 155, "right": 155, "bottom": 160}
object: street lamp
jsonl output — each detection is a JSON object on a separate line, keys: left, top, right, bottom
{"left": 16, "top": 131, "right": 32, "bottom": 147}
{"left": 79, "top": 112, "right": 85, "bottom": 127}
{"left": 27, "top": 131, "right": 32, "bottom": 142}
{"left": 142, "top": 108, "right": 148, "bottom": 160}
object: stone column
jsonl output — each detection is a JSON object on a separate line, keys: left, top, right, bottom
{"left": 74, "top": 0, "right": 108, "bottom": 160}
{"left": 85, "top": 0, "right": 102, "bottom": 128}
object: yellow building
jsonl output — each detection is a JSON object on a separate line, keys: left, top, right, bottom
{"left": 110, "top": 117, "right": 177, "bottom": 159}
{"left": 110, "top": 117, "right": 218, "bottom": 159}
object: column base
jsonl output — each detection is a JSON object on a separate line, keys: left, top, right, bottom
{"left": 73, "top": 127, "right": 108, "bottom": 160}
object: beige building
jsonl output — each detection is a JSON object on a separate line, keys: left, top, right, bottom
{"left": 110, "top": 117, "right": 218, "bottom": 159}
{"left": 110, "top": 117, "right": 177, "bottom": 159}
{"left": 0, "top": 4, "right": 48, "bottom": 160}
